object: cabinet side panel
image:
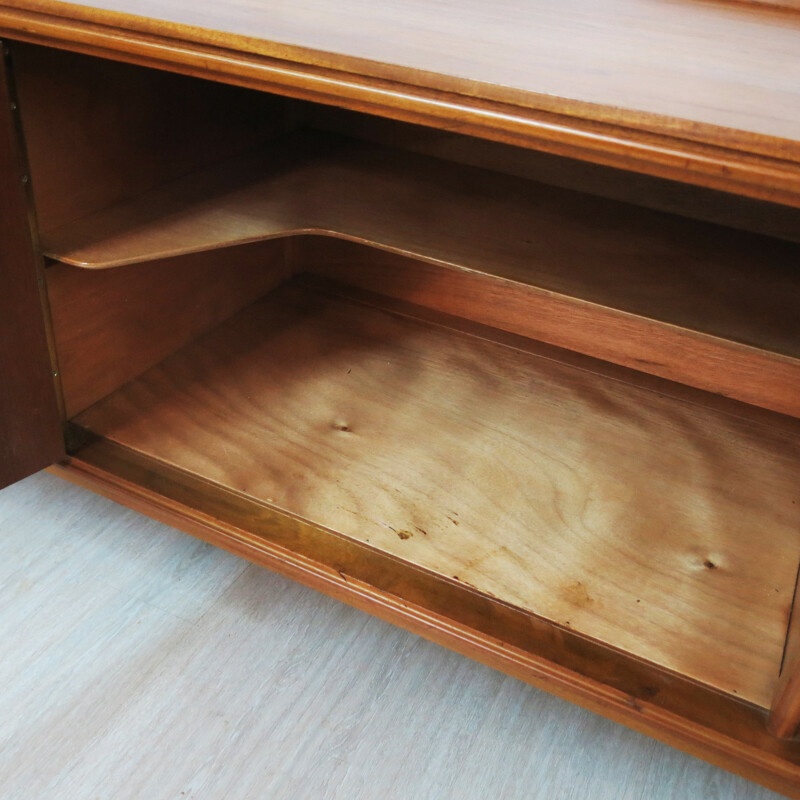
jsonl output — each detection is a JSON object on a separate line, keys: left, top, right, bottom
{"left": 12, "top": 43, "right": 296, "bottom": 235}
{"left": 0, "top": 44, "right": 63, "bottom": 488}
{"left": 770, "top": 565, "right": 800, "bottom": 738}
{"left": 48, "top": 240, "right": 293, "bottom": 418}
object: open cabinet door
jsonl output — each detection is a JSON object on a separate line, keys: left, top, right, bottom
{"left": 0, "top": 42, "right": 63, "bottom": 488}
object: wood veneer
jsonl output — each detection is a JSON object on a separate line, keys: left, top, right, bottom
{"left": 1, "top": 3, "right": 799, "bottom": 792}
{"left": 305, "top": 103, "right": 800, "bottom": 246}
{"left": 0, "top": 46, "right": 62, "bottom": 487}
{"left": 1, "top": 0, "right": 798, "bottom": 143}
{"left": 46, "top": 240, "right": 291, "bottom": 417}
{"left": 771, "top": 582, "right": 800, "bottom": 739}
{"left": 71, "top": 279, "right": 800, "bottom": 711}
{"left": 304, "top": 237, "right": 800, "bottom": 420}
{"left": 39, "top": 133, "right": 800, "bottom": 418}
{"left": 1, "top": 1, "right": 800, "bottom": 205}
{"left": 12, "top": 42, "right": 294, "bottom": 234}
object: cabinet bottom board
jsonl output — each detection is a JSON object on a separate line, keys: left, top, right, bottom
{"left": 68, "top": 277, "right": 800, "bottom": 711}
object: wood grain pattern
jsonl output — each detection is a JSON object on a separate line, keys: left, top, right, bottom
{"left": 306, "top": 103, "right": 800, "bottom": 245}
{"left": 12, "top": 42, "right": 293, "bottom": 234}
{"left": 0, "top": 43, "right": 62, "bottom": 488}
{"left": 72, "top": 282, "right": 800, "bottom": 710}
{"left": 0, "top": 471, "right": 786, "bottom": 800}
{"left": 734, "top": 0, "right": 800, "bottom": 9}
{"left": 46, "top": 240, "right": 291, "bottom": 417}
{"left": 304, "top": 238, "right": 800, "bottom": 420}
{"left": 770, "top": 566, "right": 800, "bottom": 738}
{"left": 42, "top": 136, "right": 800, "bottom": 321}
{"left": 41, "top": 133, "right": 800, "bottom": 417}
{"left": 1, "top": 1, "right": 800, "bottom": 205}
{"left": 1, "top": 0, "right": 799, "bottom": 145}
{"left": 43, "top": 135, "right": 800, "bottom": 360}
{"left": 1, "top": 0, "right": 799, "bottom": 791}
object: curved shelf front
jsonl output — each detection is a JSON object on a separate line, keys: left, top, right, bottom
{"left": 41, "top": 132, "right": 800, "bottom": 417}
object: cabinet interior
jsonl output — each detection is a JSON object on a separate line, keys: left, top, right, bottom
{"left": 13, "top": 43, "right": 800, "bottom": 715}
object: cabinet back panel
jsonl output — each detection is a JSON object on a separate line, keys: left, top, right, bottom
{"left": 12, "top": 43, "right": 295, "bottom": 234}
{"left": 305, "top": 104, "right": 800, "bottom": 245}
{"left": 36, "top": 129, "right": 800, "bottom": 419}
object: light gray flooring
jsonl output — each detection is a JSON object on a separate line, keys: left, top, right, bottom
{"left": 0, "top": 471, "right": 783, "bottom": 800}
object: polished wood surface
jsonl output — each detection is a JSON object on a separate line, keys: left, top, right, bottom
{"left": 308, "top": 103, "right": 800, "bottom": 245}
{"left": 1, "top": 1, "right": 799, "bottom": 204}
{"left": 0, "top": 1, "right": 798, "bottom": 790}
{"left": 46, "top": 241, "right": 290, "bottom": 418}
{"left": 41, "top": 133, "right": 800, "bottom": 417}
{"left": 771, "top": 572, "right": 800, "bottom": 738}
{"left": 72, "top": 281, "right": 800, "bottom": 710}
{"left": 0, "top": 44, "right": 62, "bottom": 488}
{"left": 740, "top": 0, "right": 800, "bottom": 9}
{"left": 305, "top": 238, "right": 800, "bottom": 420}
{"left": 42, "top": 136, "right": 800, "bottom": 320}
{"left": 1, "top": 0, "right": 799, "bottom": 143}
{"left": 12, "top": 42, "right": 292, "bottom": 234}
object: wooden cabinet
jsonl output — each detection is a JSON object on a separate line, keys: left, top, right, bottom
{"left": 0, "top": 2, "right": 799, "bottom": 794}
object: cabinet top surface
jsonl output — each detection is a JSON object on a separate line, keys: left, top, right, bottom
{"left": 1, "top": 0, "right": 799, "bottom": 144}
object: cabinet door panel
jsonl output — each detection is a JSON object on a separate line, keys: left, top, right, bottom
{"left": 0, "top": 44, "right": 63, "bottom": 488}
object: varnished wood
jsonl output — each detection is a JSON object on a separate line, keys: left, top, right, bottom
{"left": 46, "top": 240, "right": 291, "bottom": 418}
{"left": 48, "top": 444, "right": 800, "bottom": 799}
{"left": 2, "top": 0, "right": 800, "bottom": 143}
{"left": 734, "top": 0, "right": 800, "bottom": 9}
{"left": 0, "top": 1, "right": 798, "bottom": 791}
{"left": 771, "top": 568, "right": 800, "bottom": 738}
{"left": 323, "top": 280, "right": 800, "bottom": 438}
{"left": 0, "top": 43, "right": 62, "bottom": 488}
{"left": 39, "top": 132, "right": 800, "bottom": 417}
{"left": 72, "top": 281, "right": 800, "bottom": 710}
{"left": 12, "top": 42, "right": 293, "bottom": 234}
{"left": 0, "top": 2, "right": 800, "bottom": 205}
{"left": 42, "top": 135, "right": 800, "bottom": 308}
{"left": 306, "top": 103, "right": 800, "bottom": 245}
{"left": 304, "top": 238, "right": 800, "bottom": 420}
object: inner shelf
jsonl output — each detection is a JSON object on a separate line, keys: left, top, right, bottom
{"left": 41, "top": 132, "right": 800, "bottom": 418}
{"left": 71, "top": 277, "right": 800, "bottom": 710}
{"left": 42, "top": 130, "right": 800, "bottom": 362}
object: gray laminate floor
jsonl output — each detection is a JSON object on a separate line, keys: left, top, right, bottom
{"left": 0, "top": 471, "right": 783, "bottom": 799}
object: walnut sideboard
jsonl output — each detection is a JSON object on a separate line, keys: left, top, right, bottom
{"left": 0, "top": 1, "right": 799, "bottom": 794}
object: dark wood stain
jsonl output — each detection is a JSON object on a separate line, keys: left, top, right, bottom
{"left": 0, "top": 46, "right": 62, "bottom": 488}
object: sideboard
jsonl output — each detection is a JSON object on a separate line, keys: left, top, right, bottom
{"left": 0, "top": 1, "right": 799, "bottom": 794}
